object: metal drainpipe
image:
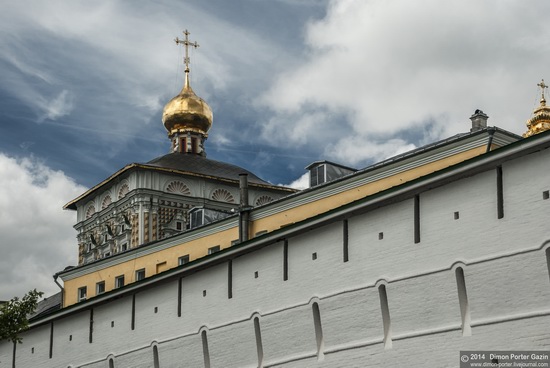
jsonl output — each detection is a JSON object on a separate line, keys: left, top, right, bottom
{"left": 53, "top": 273, "right": 64, "bottom": 307}
{"left": 239, "top": 173, "right": 250, "bottom": 243}
{"left": 486, "top": 127, "right": 496, "bottom": 152}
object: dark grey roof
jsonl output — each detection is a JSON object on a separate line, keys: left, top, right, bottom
{"left": 30, "top": 292, "right": 62, "bottom": 320}
{"left": 145, "top": 153, "right": 270, "bottom": 185}
{"left": 356, "top": 127, "right": 521, "bottom": 174}
{"left": 305, "top": 160, "right": 358, "bottom": 171}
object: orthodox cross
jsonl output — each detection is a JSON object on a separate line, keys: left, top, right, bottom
{"left": 175, "top": 30, "right": 199, "bottom": 72}
{"left": 538, "top": 79, "right": 548, "bottom": 100}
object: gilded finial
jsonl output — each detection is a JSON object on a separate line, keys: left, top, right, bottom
{"left": 175, "top": 30, "right": 199, "bottom": 73}
{"left": 538, "top": 79, "right": 548, "bottom": 105}
{"left": 523, "top": 78, "right": 550, "bottom": 138}
{"left": 163, "top": 29, "right": 213, "bottom": 144}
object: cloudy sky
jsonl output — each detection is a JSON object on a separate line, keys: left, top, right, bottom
{"left": 0, "top": 0, "right": 548, "bottom": 300}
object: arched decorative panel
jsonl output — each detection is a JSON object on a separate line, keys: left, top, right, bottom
{"left": 255, "top": 195, "right": 273, "bottom": 206}
{"left": 211, "top": 188, "right": 235, "bottom": 203}
{"left": 85, "top": 204, "right": 96, "bottom": 219}
{"left": 166, "top": 181, "right": 191, "bottom": 195}
{"left": 118, "top": 183, "right": 129, "bottom": 199}
{"left": 101, "top": 194, "right": 112, "bottom": 209}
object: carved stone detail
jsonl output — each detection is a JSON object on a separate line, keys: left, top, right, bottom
{"left": 211, "top": 189, "right": 235, "bottom": 203}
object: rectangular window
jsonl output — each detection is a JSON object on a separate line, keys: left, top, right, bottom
{"left": 208, "top": 245, "right": 221, "bottom": 255}
{"left": 310, "top": 165, "right": 326, "bottom": 187}
{"left": 115, "top": 275, "right": 125, "bottom": 288}
{"left": 191, "top": 209, "right": 204, "bottom": 229}
{"left": 178, "top": 255, "right": 190, "bottom": 265}
{"left": 78, "top": 286, "right": 87, "bottom": 302}
{"left": 121, "top": 243, "right": 128, "bottom": 251}
{"left": 176, "top": 221, "right": 183, "bottom": 230}
{"left": 135, "top": 269, "right": 146, "bottom": 281}
{"left": 96, "top": 281, "right": 105, "bottom": 295}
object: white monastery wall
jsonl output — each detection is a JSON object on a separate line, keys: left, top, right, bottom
{"left": 50, "top": 311, "right": 90, "bottom": 364}
{"left": 232, "top": 243, "right": 285, "bottom": 314}
{"left": 131, "top": 280, "right": 179, "bottom": 347}
{"left": 0, "top": 343, "right": 9, "bottom": 368}
{"left": 3, "top": 148, "right": 550, "bottom": 367}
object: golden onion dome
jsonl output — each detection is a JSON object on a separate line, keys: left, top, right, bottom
{"left": 162, "top": 71, "right": 213, "bottom": 136}
{"left": 524, "top": 79, "right": 550, "bottom": 138}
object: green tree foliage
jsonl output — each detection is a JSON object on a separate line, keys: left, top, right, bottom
{"left": 0, "top": 289, "right": 43, "bottom": 343}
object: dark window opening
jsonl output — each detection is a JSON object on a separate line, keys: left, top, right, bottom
{"left": 310, "top": 165, "right": 326, "bottom": 187}
{"left": 135, "top": 269, "right": 146, "bottom": 281}
{"left": 414, "top": 195, "right": 420, "bottom": 243}
{"left": 312, "top": 302, "right": 324, "bottom": 359}
{"left": 343, "top": 219, "right": 349, "bottom": 262}
{"left": 497, "top": 165, "right": 504, "bottom": 219}
{"left": 78, "top": 286, "right": 87, "bottom": 302}
{"left": 178, "top": 255, "right": 190, "bottom": 265}
{"left": 379, "top": 284, "right": 392, "bottom": 348}
{"left": 115, "top": 275, "right": 125, "bottom": 288}
{"left": 254, "top": 317, "right": 264, "bottom": 367}
{"left": 283, "top": 240, "right": 289, "bottom": 281}
{"left": 208, "top": 245, "right": 220, "bottom": 255}
{"left": 455, "top": 267, "right": 471, "bottom": 336}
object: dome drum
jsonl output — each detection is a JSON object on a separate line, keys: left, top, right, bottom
{"left": 524, "top": 79, "right": 550, "bottom": 138}
{"left": 524, "top": 101, "right": 550, "bottom": 138}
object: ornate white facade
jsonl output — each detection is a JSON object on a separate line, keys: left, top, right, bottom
{"left": 69, "top": 165, "right": 292, "bottom": 265}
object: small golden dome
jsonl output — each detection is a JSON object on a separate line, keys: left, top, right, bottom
{"left": 162, "top": 71, "right": 213, "bottom": 136}
{"left": 524, "top": 79, "right": 550, "bottom": 138}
